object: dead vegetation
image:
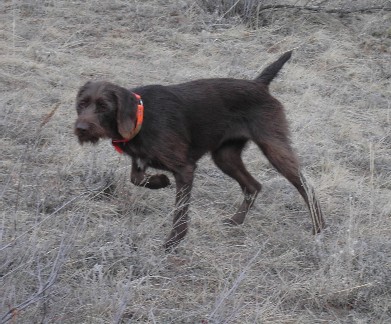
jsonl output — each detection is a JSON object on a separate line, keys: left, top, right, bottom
{"left": 1, "top": 0, "right": 390, "bottom": 323}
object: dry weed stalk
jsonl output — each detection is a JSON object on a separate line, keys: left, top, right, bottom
{"left": 1, "top": 233, "right": 74, "bottom": 323}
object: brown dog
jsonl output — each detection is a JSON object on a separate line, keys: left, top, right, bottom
{"left": 74, "top": 51, "right": 325, "bottom": 250}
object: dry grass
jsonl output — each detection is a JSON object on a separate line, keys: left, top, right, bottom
{"left": 1, "top": 0, "right": 390, "bottom": 323}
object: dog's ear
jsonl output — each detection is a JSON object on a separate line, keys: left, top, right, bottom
{"left": 76, "top": 81, "right": 92, "bottom": 100}
{"left": 115, "top": 87, "right": 137, "bottom": 140}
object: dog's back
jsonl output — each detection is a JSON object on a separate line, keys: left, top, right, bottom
{"left": 132, "top": 52, "right": 293, "bottom": 154}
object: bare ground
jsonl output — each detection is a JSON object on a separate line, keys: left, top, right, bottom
{"left": 1, "top": 0, "right": 391, "bottom": 323}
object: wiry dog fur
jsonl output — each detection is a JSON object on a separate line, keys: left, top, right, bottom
{"left": 75, "top": 51, "right": 325, "bottom": 250}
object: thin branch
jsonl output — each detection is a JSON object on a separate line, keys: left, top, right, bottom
{"left": 257, "top": 4, "right": 391, "bottom": 14}
{"left": 0, "top": 193, "right": 85, "bottom": 252}
{"left": 210, "top": 243, "right": 267, "bottom": 319}
{"left": 220, "top": 0, "right": 241, "bottom": 19}
{"left": 1, "top": 236, "right": 70, "bottom": 323}
{"left": 1, "top": 212, "right": 82, "bottom": 323}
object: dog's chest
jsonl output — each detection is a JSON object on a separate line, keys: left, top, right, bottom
{"left": 135, "top": 158, "right": 147, "bottom": 170}
{"left": 125, "top": 144, "right": 168, "bottom": 171}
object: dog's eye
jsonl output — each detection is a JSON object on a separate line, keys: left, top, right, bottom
{"left": 77, "top": 100, "right": 88, "bottom": 111}
{"left": 96, "top": 100, "right": 108, "bottom": 112}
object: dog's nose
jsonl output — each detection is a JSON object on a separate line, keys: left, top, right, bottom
{"left": 76, "top": 121, "right": 90, "bottom": 132}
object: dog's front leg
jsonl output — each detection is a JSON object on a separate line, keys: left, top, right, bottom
{"left": 130, "top": 158, "right": 170, "bottom": 189}
{"left": 164, "top": 164, "right": 195, "bottom": 251}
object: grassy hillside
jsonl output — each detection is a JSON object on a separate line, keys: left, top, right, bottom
{"left": 1, "top": 0, "right": 390, "bottom": 322}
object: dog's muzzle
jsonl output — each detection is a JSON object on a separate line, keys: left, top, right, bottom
{"left": 74, "top": 120, "right": 100, "bottom": 144}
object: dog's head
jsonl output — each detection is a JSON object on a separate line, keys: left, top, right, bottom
{"left": 74, "top": 81, "right": 138, "bottom": 144}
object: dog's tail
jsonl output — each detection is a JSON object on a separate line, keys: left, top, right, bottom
{"left": 255, "top": 50, "right": 292, "bottom": 86}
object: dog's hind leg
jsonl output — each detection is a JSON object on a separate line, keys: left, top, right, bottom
{"left": 255, "top": 138, "right": 325, "bottom": 234}
{"left": 212, "top": 140, "right": 262, "bottom": 225}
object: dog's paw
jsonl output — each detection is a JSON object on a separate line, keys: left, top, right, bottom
{"left": 157, "top": 174, "right": 171, "bottom": 187}
{"left": 146, "top": 174, "right": 171, "bottom": 189}
{"left": 223, "top": 218, "right": 243, "bottom": 226}
{"left": 222, "top": 218, "right": 241, "bottom": 226}
{"left": 164, "top": 236, "right": 181, "bottom": 253}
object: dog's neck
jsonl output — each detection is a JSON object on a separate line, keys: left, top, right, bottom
{"left": 112, "top": 92, "right": 144, "bottom": 154}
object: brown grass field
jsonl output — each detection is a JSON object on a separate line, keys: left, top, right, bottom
{"left": 1, "top": 0, "right": 390, "bottom": 323}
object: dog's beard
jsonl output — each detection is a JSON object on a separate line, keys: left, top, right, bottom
{"left": 74, "top": 123, "right": 107, "bottom": 145}
{"left": 77, "top": 135, "right": 100, "bottom": 145}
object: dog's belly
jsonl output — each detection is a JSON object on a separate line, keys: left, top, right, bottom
{"left": 147, "top": 159, "right": 169, "bottom": 171}
{"left": 214, "top": 126, "right": 251, "bottom": 148}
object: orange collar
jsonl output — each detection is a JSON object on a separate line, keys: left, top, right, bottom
{"left": 112, "top": 92, "right": 144, "bottom": 154}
